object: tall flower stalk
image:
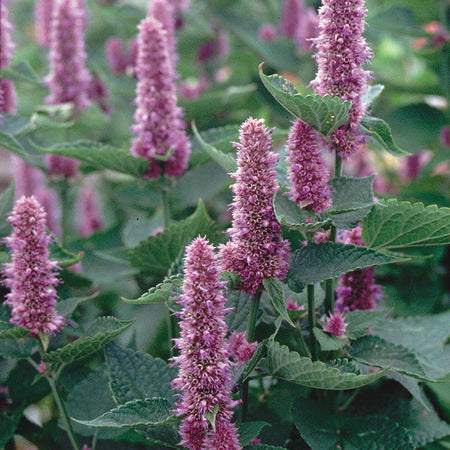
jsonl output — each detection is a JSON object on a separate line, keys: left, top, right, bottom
{"left": 172, "top": 237, "right": 240, "bottom": 450}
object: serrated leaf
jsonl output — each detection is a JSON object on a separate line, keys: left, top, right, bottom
{"left": 192, "top": 122, "right": 237, "bottom": 173}
{"left": 0, "top": 321, "right": 29, "bottom": 339}
{"left": 361, "top": 199, "right": 450, "bottom": 250}
{"left": 263, "top": 277, "right": 294, "bottom": 327}
{"left": 360, "top": 115, "right": 410, "bottom": 156}
{"left": 0, "top": 182, "right": 15, "bottom": 238}
{"left": 292, "top": 397, "right": 414, "bottom": 450}
{"left": 348, "top": 335, "right": 432, "bottom": 381}
{"left": 325, "top": 358, "right": 362, "bottom": 375}
{"left": 313, "top": 327, "right": 347, "bottom": 351}
{"left": 1, "top": 60, "right": 41, "bottom": 84}
{"left": 266, "top": 340, "right": 389, "bottom": 389}
{"left": 105, "top": 343, "right": 179, "bottom": 445}
{"left": 273, "top": 191, "right": 332, "bottom": 232}
{"left": 225, "top": 289, "right": 252, "bottom": 332}
{"left": 237, "top": 421, "right": 270, "bottom": 446}
{"left": 344, "top": 310, "right": 385, "bottom": 340}
{"left": 362, "top": 84, "right": 385, "bottom": 105}
{"left": 49, "top": 241, "right": 83, "bottom": 268}
{"left": 122, "top": 274, "right": 183, "bottom": 304}
{"left": 288, "top": 242, "right": 410, "bottom": 285}
{"left": 33, "top": 139, "right": 149, "bottom": 177}
{"left": 386, "top": 371, "right": 432, "bottom": 411}
{"left": 259, "top": 66, "right": 351, "bottom": 137}
{"left": 128, "top": 199, "right": 219, "bottom": 275}
{"left": 42, "top": 317, "right": 134, "bottom": 364}
{"left": 0, "top": 131, "right": 27, "bottom": 157}
{"left": 0, "top": 337, "right": 36, "bottom": 359}
{"left": 319, "top": 176, "right": 375, "bottom": 230}
{"left": 74, "top": 398, "right": 179, "bottom": 428}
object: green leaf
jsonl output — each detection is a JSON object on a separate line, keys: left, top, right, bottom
{"left": 288, "top": 242, "right": 410, "bottom": 286}
{"left": 1, "top": 60, "right": 41, "bottom": 84}
{"left": 42, "top": 317, "right": 134, "bottom": 364}
{"left": 225, "top": 290, "right": 252, "bottom": 333}
{"left": 192, "top": 122, "right": 237, "bottom": 173}
{"left": 292, "top": 397, "right": 414, "bottom": 450}
{"left": 273, "top": 191, "right": 332, "bottom": 232}
{"left": 266, "top": 340, "right": 389, "bottom": 389}
{"left": 49, "top": 241, "right": 83, "bottom": 268}
{"left": 344, "top": 310, "right": 386, "bottom": 340}
{"left": 128, "top": 199, "right": 219, "bottom": 275}
{"left": 237, "top": 421, "right": 270, "bottom": 447}
{"left": 259, "top": 66, "right": 351, "bottom": 137}
{"left": 313, "top": 327, "right": 347, "bottom": 351}
{"left": 33, "top": 139, "right": 149, "bottom": 177}
{"left": 122, "top": 274, "right": 183, "bottom": 304}
{"left": 205, "top": 403, "right": 220, "bottom": 433}
{"left": 55, "top": 294, "right": 95, "bottom": 318}
{"left": 0, "top": 182, "right": 15, "bottom": 238}
{"left": 0, "top": 337, "right": 36, "bottom": 359}
{"left": 263, "top": 277, "right": 294, "bottom": 327}
{"left": 74, "top": 398, "right": 179, "bottom": 428}
{"left": 362, "top": 84, "right": 385, "bottom": 105}
{"left": 234, "top": 342, "right": 267, "bottom": 384}
{"left": 0, "top": 131, "right": 27, "bottom": 157}
{"left": 348, "top": 335, "right": 432, "bottom": 381}
{"left": 361, "top": 199, "right": 450, "bottom": 250}
{"left": 0, "top": 321, "right": 29, "bottom": 339}
{"left": 360, "top": 115, "right": 410, "bottom": 156}
{"left": 319, "top": 176, "right": 375, "bottom": 230}
{"left": 0, "top": 408, "right": 24, "bottom": 448}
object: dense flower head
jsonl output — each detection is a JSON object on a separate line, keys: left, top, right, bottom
{"left": 171, "top": 237, "right": 240, "bottom": 450}
{"left": 45, "top": 0, "right": 91, "bottom": 111}
{"left": 34, "top": 0, "right": 54, "bottom": 47}
{"left": 105, "top": 37, "right": 128, "bottom": 74}
{"left": 323, "top": 311, "right": 347, "bottom": 338}
{"left": 2, "top": 196, "right": 65, "bottom": 336}
{"left": 310, "top": 0, "right": 373, "bottom": 158}
{"left": 219, "top": 118, "right": 291, "bottom": 295}
{"left": 46, "top": 154, "right": 79, "bottom": 178}
{"left": 228, "top": 331, "right": 258, "bottom": 364}
{"left": 0, "top": 77, "right": 17, "bottom": 117}
{"left": 335, "top": 225, "right": 383, "bottom": 312}
{"left": 0, "top": 2, "right": 15, "bottom": 69}
{"left": 130, "top": 15, "right": 190, "bottom": 178}
{"left": 76, "top": 186, "right": 103, "bottom": 237}
{"left": 286, "top": 119, "right": 331, "bottom": 213}
{"left": 280, "top": 0, "right": 304, "bottom": 40}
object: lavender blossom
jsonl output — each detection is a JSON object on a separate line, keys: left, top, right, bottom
{"left": 45, "top": 0, "right": 91, "bottom": 111}
{"left": 286, "top": 119, "right": 331, "bottom": 213}
{"left": 2, "top": 196, "right": 65, "bottom": 336}
{"left": 171, "top": 237, "right": 240, "bottom": 450}
{"left": 258, "top": 24, "right": 277, "bottom": 42}
{"left": 130, "top": 15, "right": 190, "bottom": 178}
{"left": 335, "top": 225, "right": 383, "bottom": 312}
{"left": 0, "top": 78, "right": 17, "bottom": 116}
{"left": 310, "top": 0, "right": 373, "bottom": 158}
{"left": 220, "top": 118, "right": 290, "bottom": 295}
{"left": 280, "top": 0, "right": 304, "bottom": 40}
{"left": 323, "top": 311, "right": 347, "bottom": 338}
{"left": 76, "top": 186, "right": 103, "bottom": 237}
{"left": 34, "top": 0, "right": 54, "bottom": 47}
{"left": 46, "top": 154, "right": 79, "bottom": 178}
{"left": 0, "top": 2, "right": 15, "bottom": 69}
{"left": 228, "top": 331, "right": 258, "bottom": 364}
{"left": 105, "top": 37, "right": 128, "bottom": 74}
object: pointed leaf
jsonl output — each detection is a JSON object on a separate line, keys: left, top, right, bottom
{"left": 0, "top": 337, "right": 36, "bottom": 359}
{"left": 122, "top": 274, "right": 183, "bottom": 304}
{"left": 55, "top": 294, "right": 96, "bottom": 318}
{"left": 49, "top": 241, "right": 83, "bottom": 268}
{"left": 0, "top": 408, "right": 24, "bottom": 448}
{"left": 0, "top": 131, "right": 27, "bottom": 157}
{"left": 0, "top": 182, "right": 15, "bottom": 238}
{"left": 74, "top": 398, "right": 179, "bottom": 428}
{"left": 360, "top": 115, "right": 410, "bottom": 156}
{"left": 259, "top": 66, "right": 351, "bottom": 137}
{"left": 263, "top": 277, "right": 294, "bottom": 327}
{"left": 225, "top": 289, "right": 252, "bottom": 333}
{"left": 42, "top": 317, "right": 134, "bottom": 364}
{"left": 237, "top": 421, "right": 270, "bottom": 447}
{"left": 33, "top": 140, "right": 149, "bottom": 177}
{"left": 362, "top": 84, "right": 384, "bottom": 105}
{"left": 288, "top": 242, "right": 410, "bottom": 286}
{"left": 344, "top": 310, "right": 386, "bottom": 340}
{"left": 1, "top": 60, "right": 41, "bottom": 84}
{"left": 313, "top": 327, "right": 347, "bottom": 351}
{"left": 0, "top": 321, "right": 29, "bottom": 339}
{"left": 266, "top": 340, "right": 389, "bottom": 389}
{"left": 362, "top": 199, "right": 450, "bottom": 249}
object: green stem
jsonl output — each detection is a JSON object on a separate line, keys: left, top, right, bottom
{"left": 47, "top": 375, "right": 80, "bottom": 450}
{"left": 307, "top": 284, "right": 318, "bottom": 361}
{"left": 91, "top": 430, "right": 98, "bottom": 450}
{"left": 293, "top": 326, "right": 311, "bottom": 358}
{"left": 240, "top": 291, "right": 262, "bottom": 422}
{"left": 59, "top": 180, "right": 71, "bottom": 248}
{"left": 161, "top": 185, "right": 171, "bottom": 229}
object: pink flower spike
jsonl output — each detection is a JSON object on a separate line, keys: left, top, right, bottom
{"left": 280, "top": 0, "right": 304, "bottom": 40}
{"left": 310, "top": 0, "right": 373, "bottom": 158}
{"left": 76, "top": 186, "right": 103, "bottom": 237}
{"left": 286, "top": 299, "right": 304, "bottom": 311}
{"left": 258, "top": 24, "right": 277, "bottom": 42}
{"left": 323, "top": 312, "right": 348, "bottom": 338}
{"left": 2, "top": 196, "right": 65, "bottom": 336}
{"left": 171, "top": 237, "right": 240, "bottom": 450}
{"left": 229, "top": 331, "right": 258, "bottom": 364}
{"left": 34, "top": 0, "right": 54, "bottom": 47}
{"left": 0, "top": 77, "right": 17, "bottom": 116}
{"left": 219, "top": 117, "right": 290, "bottom": 295}
{"left": 0, "top": 2, "right": 15, "bottom": 69}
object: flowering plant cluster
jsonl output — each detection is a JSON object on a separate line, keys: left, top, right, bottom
{"left": 0, "top": 0, "right": 449, "bottom": 449}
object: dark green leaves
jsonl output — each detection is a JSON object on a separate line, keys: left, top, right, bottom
{"left": 263, "top": 277, "right": 294, "bottom": 327}
{"left": 362, "top": 199, "right": 450, "bottom": 249}
{"left": 33, "top": 140, "right": 149, "bottom": 177}
{"left": 0, "top": 321, "right": 29, "bottom": 339}
{"left": 42, "top": 317, "right": 134, "bottom": 364}
{"left": 259, "top": 66, "right": 351, "bottom": 137}
{"left": 288, "top": 242, "right": 409, "bottom": 286}
{"left": 237, "top": 421, "right": 270, "bottom": 446}
{"left": 266, "top": 340, "right": 389, "bottom": 390}
{"left": 1, "top": 60, "right": 41, "bottom": 84}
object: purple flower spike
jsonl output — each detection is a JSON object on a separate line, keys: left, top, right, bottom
{"left": 286, "top": 119, "right": 331, "bottom": 213}
{"left": 220, "top": 117, "right": 290, "bottom": 295}
{"left": 0, "top": 2, "right": 15, "bottom": 70}
{"left": 229, "top": 331, "right": 258, "bottom": 364}
{"left": 34, "top": 0, "right": 54, "bottom": 47}
{"left": 171, "top": 237, "right": 240, "bottom": 450}
{"left": 130, "top": 15, "right": 190, "bottom": 178}
{"left": 310, "top": 0, "right": 373, "bottom": 158}
{"left": 76, "top": 186, "right": 103, "bottom": 237}
{"left": 280, "top": 0, "right": 304, "bottom": 40}
{"left": 45, "top": 0, "right": 91, "bottom": 111}
{"left": 2, "top": 196, "right": 65, "bottom": 336}
{"left": 46, "top": 154, "right": 79, "bottom": 178}
{"left": 335, "top": 225, "right": 383, "bottom": 312}
{"left": 323, "top": 311, "right": 347, "bottom": 338}
{"left": 0, "top": 78, "right": 17, "bottom": 116}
